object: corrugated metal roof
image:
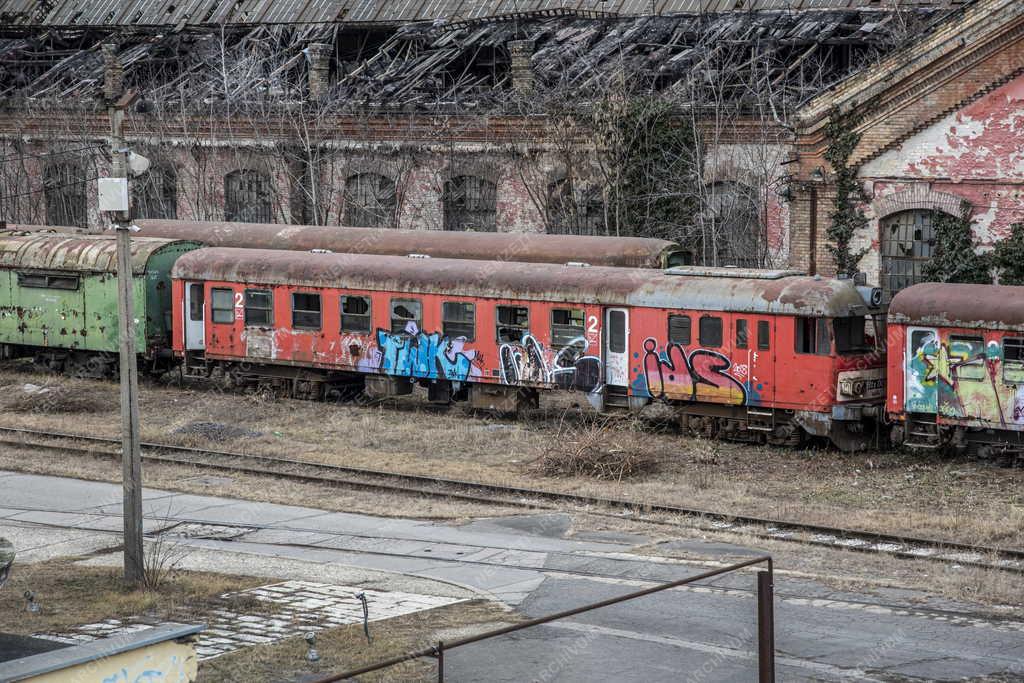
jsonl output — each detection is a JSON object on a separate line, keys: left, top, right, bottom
{"left": 172, "top": 246, "right": 874, "bottom": 317}
{"left": 0, "top": 0, "right": 963, "bottom": 25}
{"left": 0, "top": 234, "right": 193, "bottom": 275}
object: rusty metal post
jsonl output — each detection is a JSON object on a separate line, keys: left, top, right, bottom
{"left": 436, "top": 640, "right": 444, "bottom": 682}
{"left": 757, "top": 569, "right": 775, "bottom": 683}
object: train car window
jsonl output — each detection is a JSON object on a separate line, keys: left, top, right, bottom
{"left": 496, "top": 306, "right": 529, "bottom": 343}
{"left": 442, "top": 302, "right": 476, "bottom": 340}
{"left": 341, "top": 296, "right": 372, "bottom": 334}
{"left": 211, "top": 288, "right": 235, "bottom": 324}
{"left": 668, "top": 315, "right": 691, "bottom": 345}
{"left": 795, "top": 317, "right": 830, "bottom": 355}
{"left": 390, "top": 299, "right": 421, "bottom": 334}
{"left": 1003, "top": 338, "right": 1024, "bottom": 383}
{"left": 757, "top": 320, "right": 770, "bottom": 350}
{"left": 17, "top": 272, "right": 80, "bottom": 291}
{"left": 950, "top": 335, "right": 985, "bottom": 381}
{"left": 292, "top": 292, "right": 322, "bottom": 330}
{"left": 189, "top": 285, "right": 204, "bottom": 322}
{"left": 834, "top": 317, "right": 872, "bottom": 354}
{"left": 699, "top": 316, "right": 723, "bottom": 348}
{"left": 736, "top": 320, "right": 748, "bottom": 349}
{"left": 551, "top": 308, "right": 585, "bottom": 347}
{"left": 244, "top": 289, "right": 273, "bottom": 326}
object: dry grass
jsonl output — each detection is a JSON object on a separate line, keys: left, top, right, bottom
{"left": 1, "top": 361, "right": 1022, "bottom": 550}
{"left": 0, "top": 377, "right": 111, "bottom": 414}
{"left": 531, "top": 412, "right": 659, "bottom": 481}
{"left": 0, "top": 557, "right": 267, "bottom": 636}
{"left": 197, "top": 600, "right": 514, "bottom": 683}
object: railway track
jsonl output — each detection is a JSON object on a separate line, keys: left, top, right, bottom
{"left": 1, "top": 424, "right": 1022, "bottom": 574}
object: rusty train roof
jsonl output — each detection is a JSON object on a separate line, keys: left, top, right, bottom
{"left": 132, "top": 219, "right": 679, "bottom": 269}
{"left": 173, "top": 247, "right": 873, "bottom": 318}
{"left": 0, "top": 234, "right": 193, "bottom": 275}
{"left": 888, "top": 283, "right": 1024, "bottom": 331}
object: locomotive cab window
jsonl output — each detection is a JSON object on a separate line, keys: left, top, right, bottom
{"left": 17, "top": 272, "right": 80, "bottom": 291}
{"left": 1003, "top": 338, "right": 1024, "bottom": 383}
{"left": 668, "top": 315, "right": 691, "bottom": 345}
{"left": 211, "top": 288, "right": 235, "bottom": 324}
{"left": 341, "top": 296, "right": 372, "bottom": 333}
{"left": 699, "top": 316, "right": 722, "bottom": 348}
{"left": 292, "top": 292, "right": 322, "bottom": 330}
{"left": 950, "top": 335, "right": 985, "bottom": 381}
{"left": 735, "top": 319, "right": 748, "bottom": 349}
{"left": 391, "top": 299, "right": 421, "bottom": 334}
{"left": 551, "top": 308, "right": 585, "bottom": 347}
{"left": 244, "top": 289, "right": 272, "bottom": 326}
{"left": 443, "top": 302, "right": 476, "bottom": 340}
{"left": 757, "top": 320, "right": 770, "bottom": 350}
{"left": 834, "top": 317, "right": 872, "bottom": 354}
{"left": 496, "top": 306, "right": 529, "bottom": 343}
{"left": 796, "top": 317, "right": 830, "bottom": 355}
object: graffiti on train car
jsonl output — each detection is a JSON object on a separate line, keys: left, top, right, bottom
{"left": 632, "top": 338, "right": 747, "bottom": 405}
{"left": 498, "top": 334, "right": 602, "bottom": 392}
{"left": 906, "top": 331, "right": 1024, "bottom": 428}
{"left": 357, "top": 322, "right": 483, "bottom": 383}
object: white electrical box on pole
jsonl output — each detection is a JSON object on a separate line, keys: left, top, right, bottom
{"left": 103, "top": 43, "right": 145, "bottom": 585}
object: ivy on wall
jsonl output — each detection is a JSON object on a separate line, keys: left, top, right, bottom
{"left": 921, "top": 211, "right": 991, "bottom": 284}
{"left": 992, "top": 222, "right": 1024, "bottom": 286}
{"left": 823, "top": 107, "right": 869, "bottom": 277}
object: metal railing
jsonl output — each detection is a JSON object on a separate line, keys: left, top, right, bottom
{"left": 310, "top": 555, "right": 775, "bottom": 683}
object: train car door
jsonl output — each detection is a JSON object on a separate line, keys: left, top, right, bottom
{"left": 184, "top": 282, "right": 206, "bottom": 350}
{"left": 905, "top": 327, "right": 938, "bottom": 414}
{"left": 605, "top": 308, "right": 629, "bottom": 387}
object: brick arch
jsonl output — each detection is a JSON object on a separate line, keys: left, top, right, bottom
{"left": 871, "top": 187, "right": 971, "bottom": 220}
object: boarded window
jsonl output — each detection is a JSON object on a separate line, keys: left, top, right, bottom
{"left": 225, "top": 169, "right": 273, "bottom": 223}
{"left": 390, "top": 299, "right": 421, "bottom": 334}
{"left": 343, "top": 173, "right": 396, "bottom": 227}
{"left": 950, "top": 335, "right": 985, "bottom": 381}
{"left": 292, "top": 292, "right": 322, "bottom": 330}
{"left": 442, "top": 302, "right": 475, "bottom": 340}
{"left": 757, "top": 320, "right": 770, "bottom": 350}
{"left": 341, "top": 296, "right": 372, "bottom": 333}
{"left": 1004, "top": 338, "right": 1024, "bottom": 383}
{"left": 244, "top": 289, "right": 272, "bottom": 326}
{"left": 496, "top": 305, "right": 529, "bottom": 343}
{"left": 17, "top": 272, "right": 79, "bottom": 290}
{"left": 796, "top": 317, "right": 830, "bottom": 355}
{"left": 701, "top": 181, "right": 761, "bottom": 268}
{"left": 551, "top": 308, "right": 585, "bottom": 346}
{"left": 880, "top": 210, "right": 937, "bottom": 299}
{"left": 668, "top": 315, "right": 691, "bottom": 345}
{"left": 699, "top": 316, "right": 723, "bottom": 348}
{"left": 547, "top": 179, "right": 604, "bottom": 236}
{"left": 44, "top": 162, "right": 87, "bottom": 228}
{"left": 132, "top": 165, "right": 177, "bottom": 219}
{"left": 443, "top": 175, "right": 496, "bottom": 232}
{"left": 211, "top": 288, "right": 235, "bottom": 324}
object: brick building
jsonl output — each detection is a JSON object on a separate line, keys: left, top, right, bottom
{"left": 792, "top": 0, "right": 1024, "bottom": 297}
{"left": 1, "top": 0, "right": 1007, "bottom": 291}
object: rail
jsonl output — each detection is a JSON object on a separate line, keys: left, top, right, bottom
{"left": 309, "top": 556, "right": 775, "bottom": 683}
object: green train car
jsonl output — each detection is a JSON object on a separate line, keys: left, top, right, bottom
{"left": 0, "top": 234, "right": 200, "bottom": 376}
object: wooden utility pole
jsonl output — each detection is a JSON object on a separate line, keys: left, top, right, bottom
{"left": 103, "top": 43, "right": 144, "bottom": 584}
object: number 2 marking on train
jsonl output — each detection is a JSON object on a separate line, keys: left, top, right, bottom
{"left": 234, "top": 292, "right": 244, "bottom": 308}
{"left": 588, "top": 315, "right": 599, "bottom": 334}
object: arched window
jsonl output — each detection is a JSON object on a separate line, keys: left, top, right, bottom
{"left": 44, "top": 162, "right": 87, "bottom": 228}
{"left": 702, "top": 182, "right": 760, "bottom": 267}
{"left": 343, "top": 173, "right": 396, "bottom": 227}
{"left": 225, "top": 169, "right": 273, "bottom": 223}
{"left": 132, "top": 165, "right": 177, "bottom": 220}
{"left": 443, "top": 175, "right": 496, "bottom": 232}
{"left": 880, "top": 209, "right": 937, "bottom": 297}
{"left": 547, "top": 178, "right": 604, "bottom": 235}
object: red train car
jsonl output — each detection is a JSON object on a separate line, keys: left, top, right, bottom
{"left": 888, "top": 283, "right": 1024, "bottom": 460}
{"left": 171, "top": 249, "right": 886, "bottom": 450}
